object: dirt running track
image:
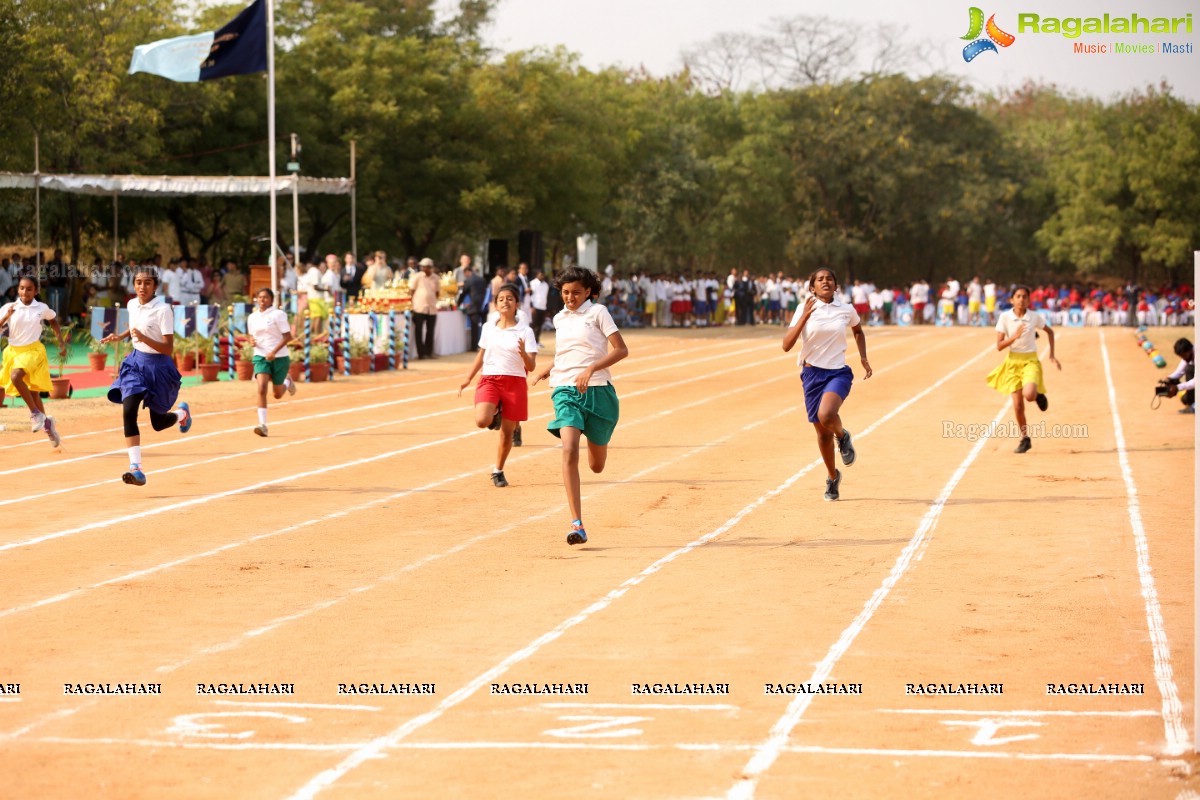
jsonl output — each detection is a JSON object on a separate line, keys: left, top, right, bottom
{"left": 0, "top": 324, "right": 1195, "bottom": 799}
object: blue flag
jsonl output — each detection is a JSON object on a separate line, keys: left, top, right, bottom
{"left": 129, "top": 0, "right": 266, "bottom": 83}
{"left": 200, "top": 0, "right": 267, "bottom": 80}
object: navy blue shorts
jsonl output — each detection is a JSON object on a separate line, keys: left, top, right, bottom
{"left": 801, "top": 364, "right": 853, "bottom": 423}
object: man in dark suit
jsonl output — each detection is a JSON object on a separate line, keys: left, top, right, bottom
{"left": 340, "top": 252, "right": 364, "bottom": 299}
{"left": 457, "top": 264, "right": 488, "bottom": 351}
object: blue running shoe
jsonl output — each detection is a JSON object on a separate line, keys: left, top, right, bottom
{"left": 567, "top": 522, "right": 588, "bottom": 546}
{"left": 838, "top": 430, "right": 856, "bottom": 466}
{"left": 178, "top": 402, "right": 192, "bottom": 433}
{"left": 824, "top": 469, "right": 842, "bottom": 501}
{"left": 122, "top": 465, "right": 147, "bottom": 486}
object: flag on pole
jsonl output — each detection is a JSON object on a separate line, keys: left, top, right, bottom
{"left": 129, "top": 0, "right": 267, "bottom": 83}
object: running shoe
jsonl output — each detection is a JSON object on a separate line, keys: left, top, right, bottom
{"left": 491, "top": 470, "right": 508, "bottom": 488}
{"left": 30, "top": 411, "right": 46, "bottom": 433}
{"left": 254, "top": 425, "right": 268, "bottom": 437}
{"left": 488, "top": 402, "right": 503, "bottom": 431}
{"left": 567, "top": 521, "right": 588, "bottom": 546}
{"left": 122, "top": 465, "right": 147, "bottom": 486}
{"left": 838, "top": 430, "right": 856, "bottom": 466}
{"left": 178, "top": 402, "right": 192, "bottom": 433}
{"left": 824, "top": 469, "right": 842, "bottom": 502}
{"left": 512, "top": 425, "right": 522, "bottom": 447}
{"left": 44, "top": 416, "right": 61, "bottom": 448}
{"left": 286, "top": 378, "right": 296, "bottom": 396}
{"left": 1015, "top": 437, "right": 1032, "bottom": 454}
{"left": 1035, "top": 393, "right": 1048, "bottom": 412}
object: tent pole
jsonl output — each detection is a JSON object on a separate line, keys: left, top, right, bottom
{"left": 350, "top": 139, "right": 357, "bottom": 264}
{"left": 34, "top": 133, "right": 41, "bottom": 269}
{"left": 267, "top": 0, "right": 278, "bottom": 301}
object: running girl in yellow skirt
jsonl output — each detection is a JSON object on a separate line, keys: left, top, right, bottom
{"left": 0, "top": 276, "right": 66, "bottom": 447}
{"left": 987, "top": 285, "right": 1060, "bottom": 453}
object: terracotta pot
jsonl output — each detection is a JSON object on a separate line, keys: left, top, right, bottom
{"left": 49, "top": 377, "right": 72, "bottom": 399}
{"left": 176, "top": 353, "right": 196, "bottom": 372}
{"left": 87, "top": 352, "right": 108, "bottom": 371}
{"left": 309, "top": 362, "right": 330, "bottom": 382}
{"left": 372, "top": 353, "right": 390, "bottom": 372}
{"left": 288, "top": 362, "right": 304, "bottom": 382}
{"left": 199, "top": 362, "right": 222, "bottom": 382}
{"left": 236, "top": 360, "right": 255, "bottom": 381}
{"left": 350, "top": 355, "right": 371, "bottom": 375}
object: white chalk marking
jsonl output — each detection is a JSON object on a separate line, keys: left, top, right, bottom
{"left": 1099, "top": 330, "right": 1188, "bottom": 754}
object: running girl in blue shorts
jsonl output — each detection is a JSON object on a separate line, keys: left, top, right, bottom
{"left": 531, "top": 267, "right": 629, "bottom": 545}
{"left": 783, "top": 267, "right": 871, "bottom": 501}
{"left": 101, "top": 267, "right": 192, "bottom": 486}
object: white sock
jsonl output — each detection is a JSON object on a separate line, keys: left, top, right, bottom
{"left": 128, "top": 445, "right": 142, "bottom": 466}
{"left": 492, "top": 465, "right": 500, "bottom": 474}
{"left": 175, "top": 407, "right": 187, "bottom": 424}
{"left": 284, "top": 377, "right": 293, "bottom": 390}
{"left": 258, "top": 408, "right": 268, "bottom": 426}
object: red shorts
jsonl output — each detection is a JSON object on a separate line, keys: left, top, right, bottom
{"left": 853, "top": 302, "right": 869, "bottom": 317}
{"left": 475, "top": 374, "right": 528, "bottom": 420}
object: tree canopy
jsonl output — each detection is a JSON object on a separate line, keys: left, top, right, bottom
{"left": 0, "top": 0, "right": 1195, "bottom": 286}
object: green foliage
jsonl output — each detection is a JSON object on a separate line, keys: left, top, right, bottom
{"left": 348, "top": 336, "right": 370, "bottom": 357}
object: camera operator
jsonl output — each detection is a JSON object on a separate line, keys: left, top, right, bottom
{"left": 1162, "top": 337, "right": 1194, "bottom": 414}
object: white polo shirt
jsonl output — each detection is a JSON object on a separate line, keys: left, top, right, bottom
{"left": 995, "top": 308, "right": 1045, "bottom": 354}
{"left": 479, "top": 320, "right": 537, "bottom": 377}
{"left": 549, "top": 300, "right": 619, "bottom": 387}
{"left": 127, "top": 295, "right": 175, "bottom": 353}
{"left": 0, "top": 299, "right": 55, "bottom": 346}
{"left": 248, "top": 307, "right": 293, "bottom": 358}
{"left": 791, "top": 298, "right": 860, "bottom": 369}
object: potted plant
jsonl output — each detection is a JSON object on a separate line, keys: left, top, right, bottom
{"left": 287, "top": 346, "right": 305, "bottom": 382}
{"left": 45, "top": 323, "right": 73, "bottom": 399}
{"left": 308, "top": 343, "right": 331, "bottom": 382}
{"left": 174, "top": 333, "right": 197, "bottom": 372}
{"left": 80, "top": 329, "right": 109, "bottom": 371}
{"left": 236, "top": 340, "right": 256, "bottom": 380}
{"left": 349, "top": 336, "right": 371, "bottom": 374}
{"left": 192, "top": 332, "right": 221, "bottom": 381}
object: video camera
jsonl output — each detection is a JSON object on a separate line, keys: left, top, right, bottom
{"left": 1156, "top": 376, "right": 1180, "bottom": 397}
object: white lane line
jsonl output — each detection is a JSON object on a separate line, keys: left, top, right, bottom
{"left": 726, "top": 395, "right": 1011, "bottom": 800}
{"left": 879, "top": 708, "right": 1160, "bottom": 718}
{"left": 283, "top": 345, "right": 997, "bottom": 800}
{"left": 1098, "top": 330, "right": 1188, "bottom": 755}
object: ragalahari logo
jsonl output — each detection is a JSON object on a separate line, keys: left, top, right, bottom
{"left": 962, "top": 7, "right": 1016, "bottom": 61}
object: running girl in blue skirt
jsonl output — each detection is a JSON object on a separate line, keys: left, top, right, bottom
{"left": 102, "top": 268, "right": 192, "bottom": 486}
{"left": 783, "top": 267, "right": 871, "bottom": 501}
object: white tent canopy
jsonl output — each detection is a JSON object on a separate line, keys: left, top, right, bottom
{"left": 0, "top": 171, "right": 352, "bottom": 196}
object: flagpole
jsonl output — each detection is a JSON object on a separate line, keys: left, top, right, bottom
{"left": 267, "top": 0, "right": 278, "bottom": 302}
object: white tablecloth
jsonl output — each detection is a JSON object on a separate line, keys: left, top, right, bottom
{"left": 344, "top": 310, "right": 469, "bottom": 362}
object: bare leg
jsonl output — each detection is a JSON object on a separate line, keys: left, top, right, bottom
{"left": 10, "top": 369, "right": 45, "bottom": 415}
{"left": 473, "top": 401, "right": 498, "bottom": 429}
{"left": 813, "top": 421, "right": 837, "bottom": 480}
{"left": 586, "top": 441, "right": 608, "bottom": 474}
{"left": 496, "top": 417, "right": 516, "bottom": 470}
{"left": 559, "top": 426, "right": 583, "bottom": 522}
{"left": 1011, "top": 393, "right": 1027, "bottom": 437}
{"left": 256, "top": 373, "right": 271, "bottom": 409}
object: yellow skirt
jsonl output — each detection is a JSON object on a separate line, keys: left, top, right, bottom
{"left": 986, "top": 350, "right": 1045, "bottom": 395}
{"left": 0, "top": 342, "right": 52, "bottom": 397}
